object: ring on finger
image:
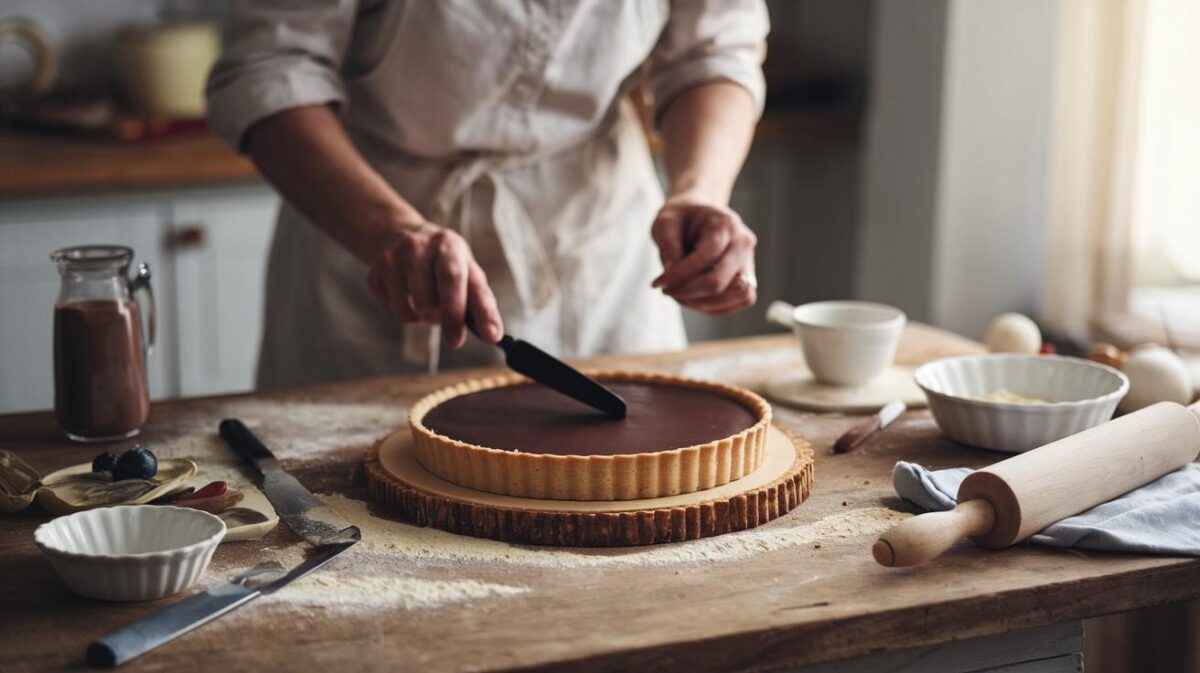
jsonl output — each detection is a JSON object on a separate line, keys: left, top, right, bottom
{"left": 732, "top": 270, "right": 758, "bottom": 292}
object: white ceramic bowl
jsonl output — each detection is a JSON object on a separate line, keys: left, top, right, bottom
{"left": 915, "top": 354, "right": 1129, "bottom": 453}
{"left": 35, "top": 505, "right": 225, "bottom": 602}
{"left": 790, "top": 301, "right": 906, "bottom": 385}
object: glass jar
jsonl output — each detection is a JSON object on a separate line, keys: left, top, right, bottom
{"left": 51, "top": 245, "right": 155, "bottom": 442}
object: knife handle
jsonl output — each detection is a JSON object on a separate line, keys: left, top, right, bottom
{"left": 464, "top": 314, "right": 513, "bottom": 349}
{"left": 219, "top": 419, "right": 275, "bottom": 465}
{"left": 87, "top": 584, "right": 260, "bottom": 668}
{"left": 833, "top": 416, "right": 882, "bottom": 454}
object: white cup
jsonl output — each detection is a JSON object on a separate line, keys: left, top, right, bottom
{"left": 766, "top": 300, "right": 906, "bottom": 386}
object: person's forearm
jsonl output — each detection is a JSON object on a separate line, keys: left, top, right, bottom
{"left": 244, "top": 105, "right": 422, "bottom": 262}
{"left": 244, "top": 104, "right": 503, "bottom": 346}
{"left": 658, "top": 81, "right": 758, "bottom": 206}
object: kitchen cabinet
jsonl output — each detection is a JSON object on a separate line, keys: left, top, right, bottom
{"left": 0, "top": 197, "right": 171, "bottom": 413}
{"left": 0, "top": 184, "right": 278, "bottom": 413}
{"left": 170, "top": 189, "right": 278, "bottom": 397}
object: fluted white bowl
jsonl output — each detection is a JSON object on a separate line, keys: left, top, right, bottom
{"left": 35, "top": 505, "right": 225, "bottom": 602}
{"left": 915, "top": 354, "right": 1129, "bottom": 453}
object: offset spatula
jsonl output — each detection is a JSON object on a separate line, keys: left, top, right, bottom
{"left": 85, "top": 421, "right": 360, "bottom": 668}
{"left": 86, "top": 540, "right": 355, "bottom": 668}
{"left": 218, "top": 419, "right": 358, "bottom": 546}
{"left": 468, "top": 318, "right": 627, "bottom": 419}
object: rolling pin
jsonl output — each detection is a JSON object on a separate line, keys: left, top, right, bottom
{"left": 874, "top": 401, "right": 1200, "bottom": 567}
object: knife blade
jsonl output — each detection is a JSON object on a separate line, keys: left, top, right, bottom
{"left": 466, "top": 317, "right": 626, "bottom": 418}
{"left": 218, "top": 419, "right": 358, "bottom": 546}
{"left": 87, "top": 538, "right": 358, "bottom": 668}
{"left": 495, "top": 334, "right": 627, "bottom": 419}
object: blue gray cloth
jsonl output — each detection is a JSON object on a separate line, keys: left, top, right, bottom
{"left": 893, "top": 461, "right": 1200, "bottom": 556}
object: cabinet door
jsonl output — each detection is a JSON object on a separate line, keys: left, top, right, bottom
{"left": 0, "top": 199, "right": 170, "bottom": 413}
{"left": 170, "top": 186, "right": 278, "bottom": 397}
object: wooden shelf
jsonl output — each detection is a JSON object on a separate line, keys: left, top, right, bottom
{"left": 0, "top": 103, "right": 860, "bottom": 201}
{"left": 0, "top": 130, "right": 260, "bottom": 199}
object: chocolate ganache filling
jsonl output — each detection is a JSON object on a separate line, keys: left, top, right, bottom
{"left": 420, "top": 381, "right": 759, "bottom": 456}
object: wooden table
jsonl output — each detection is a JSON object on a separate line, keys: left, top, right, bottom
{"left": 3, "top": 327, "right": 1199, "bottom": 672}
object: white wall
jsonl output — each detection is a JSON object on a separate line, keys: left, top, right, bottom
{"left": 931, "top": 0, "right": 1057, "bottom": 339}
{"left": 855, "top": 0, "right": 950, "bottom": 323}
{"left": 857, "top": 0, "right": 1059, "bottom": 341}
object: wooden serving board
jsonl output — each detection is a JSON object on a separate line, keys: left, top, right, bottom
{"left": 364, "top": 425, "right": 814, "bottom": 546}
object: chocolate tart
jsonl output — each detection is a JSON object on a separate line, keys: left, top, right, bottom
{"left": 408, "top": 371, "right": 772, "bottom": 501}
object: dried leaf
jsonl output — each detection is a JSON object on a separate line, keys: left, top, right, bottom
{"left": 47, "top": 476, "right": 155, "bottom": 506}
{"left": 0, "top": 450, "right": 40, "bottom": 495}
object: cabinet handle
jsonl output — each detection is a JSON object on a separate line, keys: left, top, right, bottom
{"left": 172, "top": 224, "right": 207, "bottom": 249}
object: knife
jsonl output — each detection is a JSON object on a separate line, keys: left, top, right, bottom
{"left": 833, "top": 400, "right": 907, "bottom": 454}
{"left": 87, "top": 540, "right": 355, "bottom": 668}
{"left": 85, "top": 421, "right": 361, "bottom": 668}
{"left": 218, "top": 419, "right": 359, "bottom": 546}
{"left": 467, "top": 318, "right": 627, "bottom": 419}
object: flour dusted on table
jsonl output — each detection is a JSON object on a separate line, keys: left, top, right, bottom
{"left": 148, "top": 398, "right": 909, "bottom": 614}
{"left": 215, "top": 400, "right": 405, "bottom": 460}
{"left": 270, "top": 575, "right": 528, "bottom": 612}
{"left": 679, "top": 347, "right": 800, "bottom": 389}
{"left": 302, "top": 493, "right": 908, "bottom": 569}
{"left": 227, "top": 495, "right": 905, "bottom": 614}
{"left": 154, "top": 399, "right": 405, "bottom": 462}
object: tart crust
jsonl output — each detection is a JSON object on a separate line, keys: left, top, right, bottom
{"left": 363, "top": 426, "right": 813, "bottom": 546}
{"left": 408, "top": 370, "right": 773, "bottom": 501}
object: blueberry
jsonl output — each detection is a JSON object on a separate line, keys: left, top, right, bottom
{"left": 113, "top": 447, "right": 158, "bottom": 481}
{"left": 91, "top": 452, "right": 119, "bottom": 474}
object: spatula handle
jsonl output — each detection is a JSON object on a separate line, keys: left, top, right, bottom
{"left": 873, "top": 498, "right": 996, "bottom": 567}
{"left": 218, "top": 419, "right": 276, "bottom": 467}
{"left": 87, "top": 584, "right": 260, "bottom": 668}
{"left": 463, "top": 314, "right": 512, "bottom": 349}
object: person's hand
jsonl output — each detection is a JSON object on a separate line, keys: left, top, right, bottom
{"left": 650, "top": 198, "right": 758, "bottom": 315}
{"left": 366, "top": 220, "right": 503, "bottom": 349}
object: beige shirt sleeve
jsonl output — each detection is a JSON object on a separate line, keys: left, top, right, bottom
{"left": 205, "top": 0, "right": 357, "bottom": 151}
{"left": 649, "top": 0, "right": 770, "bottom": 124}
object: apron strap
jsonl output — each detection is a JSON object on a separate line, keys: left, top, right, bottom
{"left": 402, "top": 157, "right": 560, "bottom": 370}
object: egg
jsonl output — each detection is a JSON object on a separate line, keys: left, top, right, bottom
{"left": 984, "top": 313, "right": 1042, "bottom": 354}
{"left": 1119, "top": 344, "right": 1193, "bottom": 413}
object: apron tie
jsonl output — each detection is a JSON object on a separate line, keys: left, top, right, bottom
{"left": 401, "top": 156, "right": 560, "bottom": 370}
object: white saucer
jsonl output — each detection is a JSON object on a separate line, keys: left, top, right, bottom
{"left": 765, "top": 365, "right": 927, "bottom": 413}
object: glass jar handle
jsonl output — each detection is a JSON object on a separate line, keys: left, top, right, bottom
{"left": 129, "top": 263, "right": 156, "bottom": 355}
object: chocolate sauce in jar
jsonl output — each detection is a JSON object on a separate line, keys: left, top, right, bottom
{"left": 54, "top": 299, "right": 149, "bottom": 441}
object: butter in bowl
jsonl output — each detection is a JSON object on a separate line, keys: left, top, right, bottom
{"left": 915, "top": 354, "right": 1130, "bottom": 453}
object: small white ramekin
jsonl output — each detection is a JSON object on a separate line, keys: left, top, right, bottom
{"left": 915, "top": 354, "right": 1129, "bottom": 453}
{"left": 35, "top": 505, "right": 225, "bottom": 602}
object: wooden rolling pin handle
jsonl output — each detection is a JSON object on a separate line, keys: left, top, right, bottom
{"left": 873, "top": 499, "right": 997, "bottom": 567}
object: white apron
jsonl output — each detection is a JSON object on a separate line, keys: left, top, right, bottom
{"left": 205, "top": 1, "right": 769, "bottom": 389}
{"left": 255, "top": 69, "right": 687, "bottom": 385}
